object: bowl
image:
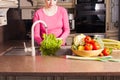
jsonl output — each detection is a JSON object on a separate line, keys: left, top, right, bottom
{"left": 71, "top": 48, "right": 103, "bottom": 57}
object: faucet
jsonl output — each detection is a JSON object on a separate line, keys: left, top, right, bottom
{"left": 31, "top": 20, "right": 47, "bottom": 56}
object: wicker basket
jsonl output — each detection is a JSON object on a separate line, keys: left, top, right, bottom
{"left": 71, "top": 48, "right": 103, "bottom": 57}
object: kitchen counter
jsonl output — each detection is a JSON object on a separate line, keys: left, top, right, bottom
{"left": 0, "top": 40, "right": 120, "bottom": 79}
{"left": 0, "top": 54, "right": 120, "bottom": 77}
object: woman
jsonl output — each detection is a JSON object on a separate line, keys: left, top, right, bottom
{"left": 33, "top": 0, "right": 70, "bottom": 45}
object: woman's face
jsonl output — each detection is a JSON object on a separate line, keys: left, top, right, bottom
{"left": 45, "top": 0, "right": 57, "bottom": 7}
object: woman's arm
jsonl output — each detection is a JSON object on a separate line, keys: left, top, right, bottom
{"left": 33, "top": 11, "right": 42, "bottom": 45}
{"left": 59, "top": 8, "right": 70, "bottom": 44}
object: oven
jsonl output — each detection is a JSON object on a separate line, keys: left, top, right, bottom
{"left": 75, "top": 0, "right": 106, "bottom": 33}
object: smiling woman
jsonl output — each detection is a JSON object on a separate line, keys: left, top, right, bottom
{"left": 33, "top": 0, "right": 70, "bottom": 46}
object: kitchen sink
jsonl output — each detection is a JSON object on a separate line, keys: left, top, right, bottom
{"left": 2, "top": 46, "right": 72, "bottom": 56}
{"left": 3, "top": 47, "right": 32, "bottom": 56}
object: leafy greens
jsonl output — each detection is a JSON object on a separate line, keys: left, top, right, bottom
{"left": 40, "top": 34, "right": 62, "bottom": 56}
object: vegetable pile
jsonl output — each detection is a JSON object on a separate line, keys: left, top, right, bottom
{"left": 72, "top": 34, "right": 103, "bottom": 50}
{"left": 72, "top": 34, "right": 112, "bottom": 56}
{"left": 40, "top": 34, "right": 62, "bottom": 56}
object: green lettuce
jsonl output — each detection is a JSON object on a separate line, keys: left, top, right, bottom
{"left": 40, "top": 34, "right": 62, "bottom": 56}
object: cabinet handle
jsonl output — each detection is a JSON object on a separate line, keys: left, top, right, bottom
{"left": 106, "top": 22, "right": 109, "bottom": 30}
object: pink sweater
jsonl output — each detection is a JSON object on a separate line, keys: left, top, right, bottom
{"left": 33, "top": 6, "right": 70, "bottom": 45}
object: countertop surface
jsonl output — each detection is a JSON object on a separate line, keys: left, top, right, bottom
{"left": 0, "top": 54, "right": 120, "bottom": 76}
{"left": 0, "top": 40, "right": 120, "bottom": 76}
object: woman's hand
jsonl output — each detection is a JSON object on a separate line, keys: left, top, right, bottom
{"left": 57, "top": 38, "right": 63, "bottom": 40}
{"left": 57, "top": 38, "right": 66, "bottom": 46}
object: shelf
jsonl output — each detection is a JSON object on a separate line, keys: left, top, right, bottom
{"left": 19, "top": 0, "right": 75, "bottom": 9}
{"left": 37, "top": 2, "right": 74, "bottom": 8}
{"left": 0, "top": 1, "right": 18, "bottom": 8}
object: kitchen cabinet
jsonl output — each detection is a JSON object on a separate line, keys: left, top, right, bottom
{"left": 0, "top": 0, "right": 19, "bottom": 42}
{"left": 0, "top": 26, "right": 4, "bottom": 43}
{"left": 63, "top": 77, "right": 95, "bottom": 80}
{"left": 105, "top": 0, "right": 120, "bottom": 40}
{"left": 21, "top": 9, "right": 34, "bottom": 19}
{"left": 1, "top": 76, "right": 120, "bottom": 80}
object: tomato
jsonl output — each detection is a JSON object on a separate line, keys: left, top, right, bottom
{"left": 92, "top": 42, "right": 100, "bottom": 50}
{"left": 84, "top": 36, "right": 92, "bottom": 43}
{"left": 102, "top": 48, "right": 110, "bottom": 56}
{"left": 84, "top": 43, "right": 93, "bottom": 50}
{"left": 90, "top": 39, "right": 95, "bottom": 44}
